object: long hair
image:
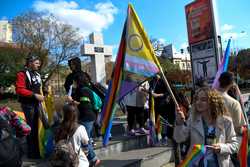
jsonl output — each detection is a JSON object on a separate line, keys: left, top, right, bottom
{"left": 193, "top": 87, "right": 228, "bottom": 122}
{"left": 55, "top": 104, "right": 79, "bottom": 142}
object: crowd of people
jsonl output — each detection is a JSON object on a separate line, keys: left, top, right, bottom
{"left": 0, "top": 54, "right": 248, "bottom": 167}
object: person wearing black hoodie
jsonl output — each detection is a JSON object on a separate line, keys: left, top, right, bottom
{"left": 64, "top": 57, "right": 91, "bottom": 96}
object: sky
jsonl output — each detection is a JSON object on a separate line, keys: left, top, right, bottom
{"left": 1, "top": 0, "right": 250, "bottom": 57}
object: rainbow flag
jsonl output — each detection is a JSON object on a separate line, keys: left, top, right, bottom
{"left": 100, "top": 4, "right": 162, "bottom": 146}
{"left": 38, "top": 86, "right": 55, "bottom": 158}
{"left": 14, "top": 110, "right": 26, "bottom": 121}
{"left": 212, "top": 38, "right": 231, "bottom": 89}
{"left": 178, "top": 144, "right": 207, "bottom": 167}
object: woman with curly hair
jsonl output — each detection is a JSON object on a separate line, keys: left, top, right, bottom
{"left": 174, "top": 87, "right": 240, "bottom": 167}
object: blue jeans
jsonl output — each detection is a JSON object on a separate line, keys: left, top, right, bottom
{"left": 80, "top": 121, "right": 97, "bottom": 162}
{"left": 21, "top": 103, "right": 40, "bottom": 158}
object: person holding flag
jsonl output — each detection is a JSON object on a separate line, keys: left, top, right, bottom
{"left": 174, "top": 87, "right": 239, "bottom": 167}
{"left": 217, "top": 72, "right": 247, "bottom": 166}
{"left": 15, "top": 55, "right": 44, "bottom": 159}
{"left": 212, "top": 38, "right": 248, "bottom": 166}
{"left": 218, "top": 72, "right": 247, "bottom": 135}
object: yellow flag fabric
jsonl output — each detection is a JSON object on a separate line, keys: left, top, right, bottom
{"left": 38, "top": 86, "right": 55, "bottom": 158}
{"left": 124, "top": 4, "right": 162, "bottom": 78}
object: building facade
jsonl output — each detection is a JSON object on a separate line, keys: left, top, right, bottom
{"left": 0, "top": 20, "right": 12, "bottom": 43}
{"left": 161, "top": 44, "right": 191, "bottom": 71}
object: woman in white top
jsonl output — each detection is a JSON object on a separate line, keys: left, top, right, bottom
{"left": 55, "top": 104, "right": 89, "bottom": 167}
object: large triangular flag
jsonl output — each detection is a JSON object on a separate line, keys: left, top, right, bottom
{"left": 100, "top": 4, "right": 162, "bottom": 146}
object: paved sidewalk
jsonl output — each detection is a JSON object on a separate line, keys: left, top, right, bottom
{"left": 161, "top": 163, "right": 175, "bottom": 167}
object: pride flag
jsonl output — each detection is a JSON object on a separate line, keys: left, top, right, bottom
{"left": 38, "top": 86, "right": 55, "bottom": 158}
{"left": 212, "top": 38, "right": 231, "bottom": 89}
{"left": 100, "top": 4, "right": 162, "bottom": 146}
{"left": 14, "top": 110, "right": 26, "bottom": 121}
{"left": 238, "top": 125, "right": 248, "bottom": 167}
{"left": 178, "top": 144, "right": 207, "bottom": 167}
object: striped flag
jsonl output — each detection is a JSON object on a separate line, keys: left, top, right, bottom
{"left": 178, "top": 144, "right": 207, "bottom": 167}
{"left": 100, "top": 3, "right": 162, "bottom": 146}
{"left": 238, "top": 125, "right": 248, "bottom": 167}
{"left": 212, "top": 38, "right": 231, "bottom": 89}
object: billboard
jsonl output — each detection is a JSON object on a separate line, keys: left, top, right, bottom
{"left": 185, "top": 0, "right": 214, "bottom": 45}
{"left": 185, "top": 0, "right": 220, "bottom": 86}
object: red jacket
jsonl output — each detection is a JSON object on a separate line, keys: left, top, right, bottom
{"left": 16, "top": 71, "right": 33, "bottom": 97}
{"left": 15, "top": 70, "right": 41, "bottom": 104}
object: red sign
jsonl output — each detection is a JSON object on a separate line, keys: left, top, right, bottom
{"left": 185, "top": 0, "right": 214, "bottom": 45}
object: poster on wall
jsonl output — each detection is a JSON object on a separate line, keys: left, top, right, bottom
{"left": 191, "top": 39, "right": 215, "bottom": 59}
{"left": 191, "top": 39, "right": 217, "bottom": 85}
{"left": 185, "top": 0, "right": 214, "bottom": 45}
{"left": 192, "top": 57, "right": 217, "bottom": 84}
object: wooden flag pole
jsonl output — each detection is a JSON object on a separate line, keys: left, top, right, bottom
{"left": 159, "top": 68, "right": 179, "bottom": 108}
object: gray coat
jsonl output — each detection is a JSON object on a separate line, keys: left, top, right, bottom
{"left": 174, "top": 112, "right": 240, "bottom": 167}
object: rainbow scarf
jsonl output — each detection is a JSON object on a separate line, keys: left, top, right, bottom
{"left": 178, "top": 144, "right": 207, "bottom": 167}
{"left": 100, "top": 4, "right": 162, "bottom": 146}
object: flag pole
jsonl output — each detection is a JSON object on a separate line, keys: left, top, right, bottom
{"left": 159, "top": 68, "right": 179, "bottom": 108}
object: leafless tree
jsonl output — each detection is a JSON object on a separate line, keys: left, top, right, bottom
{"left": 13, "top": 11, "right": 82, "bottom": 83}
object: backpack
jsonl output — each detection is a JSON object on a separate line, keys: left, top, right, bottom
{"left": 83, "top": 87, "right": 103, "bottom": 111}
{"left": 49, "top": 127, "right": 79, "bottom": 167}
{"left": 92, "top": 90, "right": 103, "bottom": 111}
{"left": 0, "top": 116, "right": 22, "bottom": 167}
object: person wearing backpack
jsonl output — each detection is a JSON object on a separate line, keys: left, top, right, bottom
{"left": 0, "top": 106, "right": 31, "bottom": 167}
{"left": 66, "top": 73, "right": 101, "bottom": 167}
{"left": 52, "top": 104, "right": 89, "bottom": 167}
{"left": 15, "top": 55, "right": 44, "bottom": 159}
